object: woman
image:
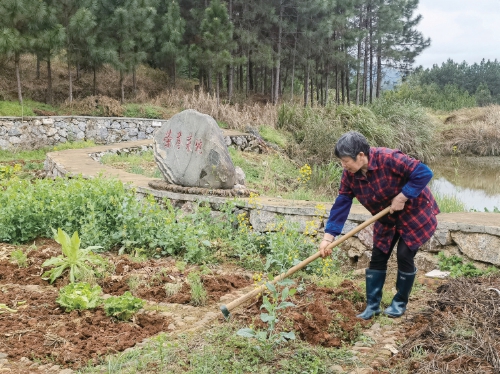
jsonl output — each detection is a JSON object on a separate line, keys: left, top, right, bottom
{"left": 319, "top": 131, "right": 439, "bottom": 319}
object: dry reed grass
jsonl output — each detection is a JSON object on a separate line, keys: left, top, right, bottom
{"left": 441, "top": 105, "right": 500, "bottom": 156}
{"left": 150, "top": 89, "right": 278, "bottom": 130}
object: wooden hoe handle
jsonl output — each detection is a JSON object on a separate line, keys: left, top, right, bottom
{"left": 220, "top": 206, "right": 391, "bottom": 318}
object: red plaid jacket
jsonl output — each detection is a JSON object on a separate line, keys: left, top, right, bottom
{"left": 335, "top": 147, "right": 439, "bottom": 253}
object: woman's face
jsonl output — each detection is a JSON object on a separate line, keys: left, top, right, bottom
{"left": 340, "top": 153, "right": 367, "bottom": 174}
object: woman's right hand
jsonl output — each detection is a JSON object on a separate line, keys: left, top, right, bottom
{"left": 319, "top": 236, "right": 335, "bottom": 258}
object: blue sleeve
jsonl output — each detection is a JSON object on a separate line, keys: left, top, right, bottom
{"left": 325, "top": 194, "right": 353, "bottom": 236}
{"left": 401, "top": 162, "right": 433, "bottom": 199}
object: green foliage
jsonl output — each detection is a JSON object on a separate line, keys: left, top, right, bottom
{"left": 384, "top": 80, "right": 476, "bottom": 111}
{"left": 432, "top": 192, "right": 467, "bottom": 213}
{"left": 438, "top": 252, "right": 498, "bottom": 278}
{"left": 123, "top": 104, "right": 166, "bottom": 119}
{"left": 103, "top": 291, "right": 145, "bottom": 321}
{"left": 262, "top": 221, "right": 314, "bottom": 274}
{"left": 237, "top": 280, "right": 296, "bottom": 360}
{"left": 415, "top": 58, "right": 500, "bottom": 105}
{"left": 56, "top": 282, "right": 103, "bottom": 312}
{"left": 187, "top": 272, "right": 207, "bottom": 306}
{"left": 0, "top": 100, "right": 36, "bottom": 116}
{"left": 258, "top": 125, "right": 287, "bottom": 148}
{"left": 277, "top": 100, "right": 437, "bottom": 163}
{"left": 0, "top": 164, "right": 22, "bottom": 180}
{"left": 9, "top": 249, "right": 28, "bottom": 268}
{"left": 41, "top": 228, "right": 106, "bottom": 283}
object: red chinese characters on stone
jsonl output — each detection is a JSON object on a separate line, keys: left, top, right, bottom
{"left": 175, "top": 131, "right": 182, "bottom": 149}
{"left": 194, "top": 139, "right": 203, "bottom": 154}
{"left": 163, "top": 129, "right": 172, "bottom": 148}
{"left": 185, "top": 133, "right": 193, "bottom": 152}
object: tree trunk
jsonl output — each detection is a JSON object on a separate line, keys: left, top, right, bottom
{"left": 76, "top": 62, "right": 80, "bottom": 80}
{"left": 133, "top": 68, "right": 137, "bottom": 97}
{"left": 310, "top": 69, "right": 314, "bottom": 107}
{"left": 47, "top": 57, "right": 53, "bottom": 105}
{"left": 120, "top": 70, "right": 125, "bottom": 104}
{"left": 325, "top": 69, "right": 329, "bottom": 106}
{"left": 341, "top": 67, "right": 345, "bottom": 104}
{"left": 271, "top": 67, "right": 275, "bottom": 103}
{"left": 228, "top": 65, "right": 233, "bottom": 102}
{"left": 249, "top": 57, "right": 254, "bottom": 91}
{"left": 239, "top": 63, "right": 243, "bottom": 92}
{"left": 93, "top": 66, "right": 97, "bottom": 96}
{"left": 216, "top": 72, "right": 220, "bottom": 107}
{"left": 376, "top": 36, "right": 382, "bottom": 98}
{"left": 173, "top": 60, "right": 177, "bottom": 88}
{"left": 68, "top": 59, "right": 73, "bottom": 103}
{"left": 355, "top": 7, "right": 363, "bottom": 105}
{"left": 36, "top": 55, "right": 41, "bottom": 79}
{"left": 335, "top": 66, "right": 339, "bottom": 104}
{"left": 304, "top": 62, "right": 309, "bottom": 107}
{"left": 320, "top": 73, "right": 324, "bottom": 106}
{"left": 369, "top": 15, "right": 373, "bottom": 104}
{"left": 15, "top": 53, "right": 23, "bottom": 105}
{"left": 363, "top": 34, "right": 369, "bottom": 104}
{"left": 345, "top": 65, "right": 350, "bottom": 105}
{"left": 273, "top": 0, "right": 283, "bottom": 105}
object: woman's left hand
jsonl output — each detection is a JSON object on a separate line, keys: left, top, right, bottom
{"left": 390, "top": 192, "right": 408, "bottom": 214}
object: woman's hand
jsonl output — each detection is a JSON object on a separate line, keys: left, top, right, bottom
{"left": 391, "top": 192, "right": 408, "bottom": 214}
{"left": 319, "top": 234, "right": 335, "bottom": 258}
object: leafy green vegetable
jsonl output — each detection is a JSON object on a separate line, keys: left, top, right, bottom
{"left": 438, "top": 252, "right": 497, "bottom": 278}
{"left": 103, "top": 291, "right": 145, "bottom": 321}
{"left": 56, "top": 282, "right": 103, "bottom": 312}
{"left": 42, "top": 228, "right": 107, "bottom": 283}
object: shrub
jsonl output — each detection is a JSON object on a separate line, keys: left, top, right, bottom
{"left": 383, "top": 79, "right": 476, "bottom": 111}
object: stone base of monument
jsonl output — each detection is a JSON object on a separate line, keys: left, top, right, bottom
{"left": 148, "top": 180, "right": 258, "bottom": 197}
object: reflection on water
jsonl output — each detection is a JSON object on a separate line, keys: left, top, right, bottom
{"left": 428, "top": 157, "right": 500, "bottom": 211}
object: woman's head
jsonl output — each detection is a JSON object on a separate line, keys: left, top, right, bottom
{"left": 334, "top": 131, "right": 370, "bottom": 159}
{"left": 335, "top": 131, "right": 370, "bottom": 174}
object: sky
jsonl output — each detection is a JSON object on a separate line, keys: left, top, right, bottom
{"left": 413, "top": 0, "right": 500, "bottom": 69}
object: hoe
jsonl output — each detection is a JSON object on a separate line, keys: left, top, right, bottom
{"left": 220, "top": 206, "right": 391, "bottom": 318}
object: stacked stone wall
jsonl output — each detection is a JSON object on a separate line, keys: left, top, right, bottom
{"left": 0, "top": 116, "right": 263, "bottom": 152}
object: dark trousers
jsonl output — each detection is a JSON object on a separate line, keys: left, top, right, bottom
{"left": 369, "top": 232, "right": 417, "bottom": 273}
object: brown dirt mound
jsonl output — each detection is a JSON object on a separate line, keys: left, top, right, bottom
{"left": 202, "top": 274, "right": 252, "bottom": 301}
{"left": 235, "top": 280, "right": 370, "bottom": 347}
{"left": 0, "top": 284, "right": 171, "bottom": 369}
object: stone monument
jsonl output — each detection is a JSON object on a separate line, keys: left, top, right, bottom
{"left": 153, "top": 109, "right": 237, "bottom": 189}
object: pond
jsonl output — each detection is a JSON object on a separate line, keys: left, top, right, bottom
{"left": 428, "top": 156, "right": 500, "bottom": 211}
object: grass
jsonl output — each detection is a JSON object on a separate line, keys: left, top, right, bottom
{"left": 187, "top": 272, "right": 207, "bottom": 306}
{"left": 78, "top": 322, "right": 356, "bottom": 374}
{"left": 0, "top": 99, "right": 59, "bottom": 117}
{"left": 432, "top": 191, "right": 467, "bottom": 213}
{"left": 100, "top": 150, "right": 162, "bottom": 179}
{"left": 123, "top": 103, "right": 171, "bottom": 119}
{"left": 258, "top": 125, "right": 288, "bottom": 148}
{"left": 0, "top": 140, "right": 96, "bottom": 162}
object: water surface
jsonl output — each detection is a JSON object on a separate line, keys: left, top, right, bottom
{"left": 428, "top": 156, "right": 500, "bottom": 211}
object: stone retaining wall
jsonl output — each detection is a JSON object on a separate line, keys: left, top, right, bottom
{"left": 43, "top": 139, "right": 500, "bottom": 273}
{"left": 0, "top": 116, "right": 262, "bottom": 152}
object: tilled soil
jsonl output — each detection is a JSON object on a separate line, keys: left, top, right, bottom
{"left": 0, "top": 284, "right": 172, "bottom": 369}
{"left": 0, "top": 240, "right": 253, "bottom": 371}
{"left": 234, "top": 280, "right": 372, "bottom": 347}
